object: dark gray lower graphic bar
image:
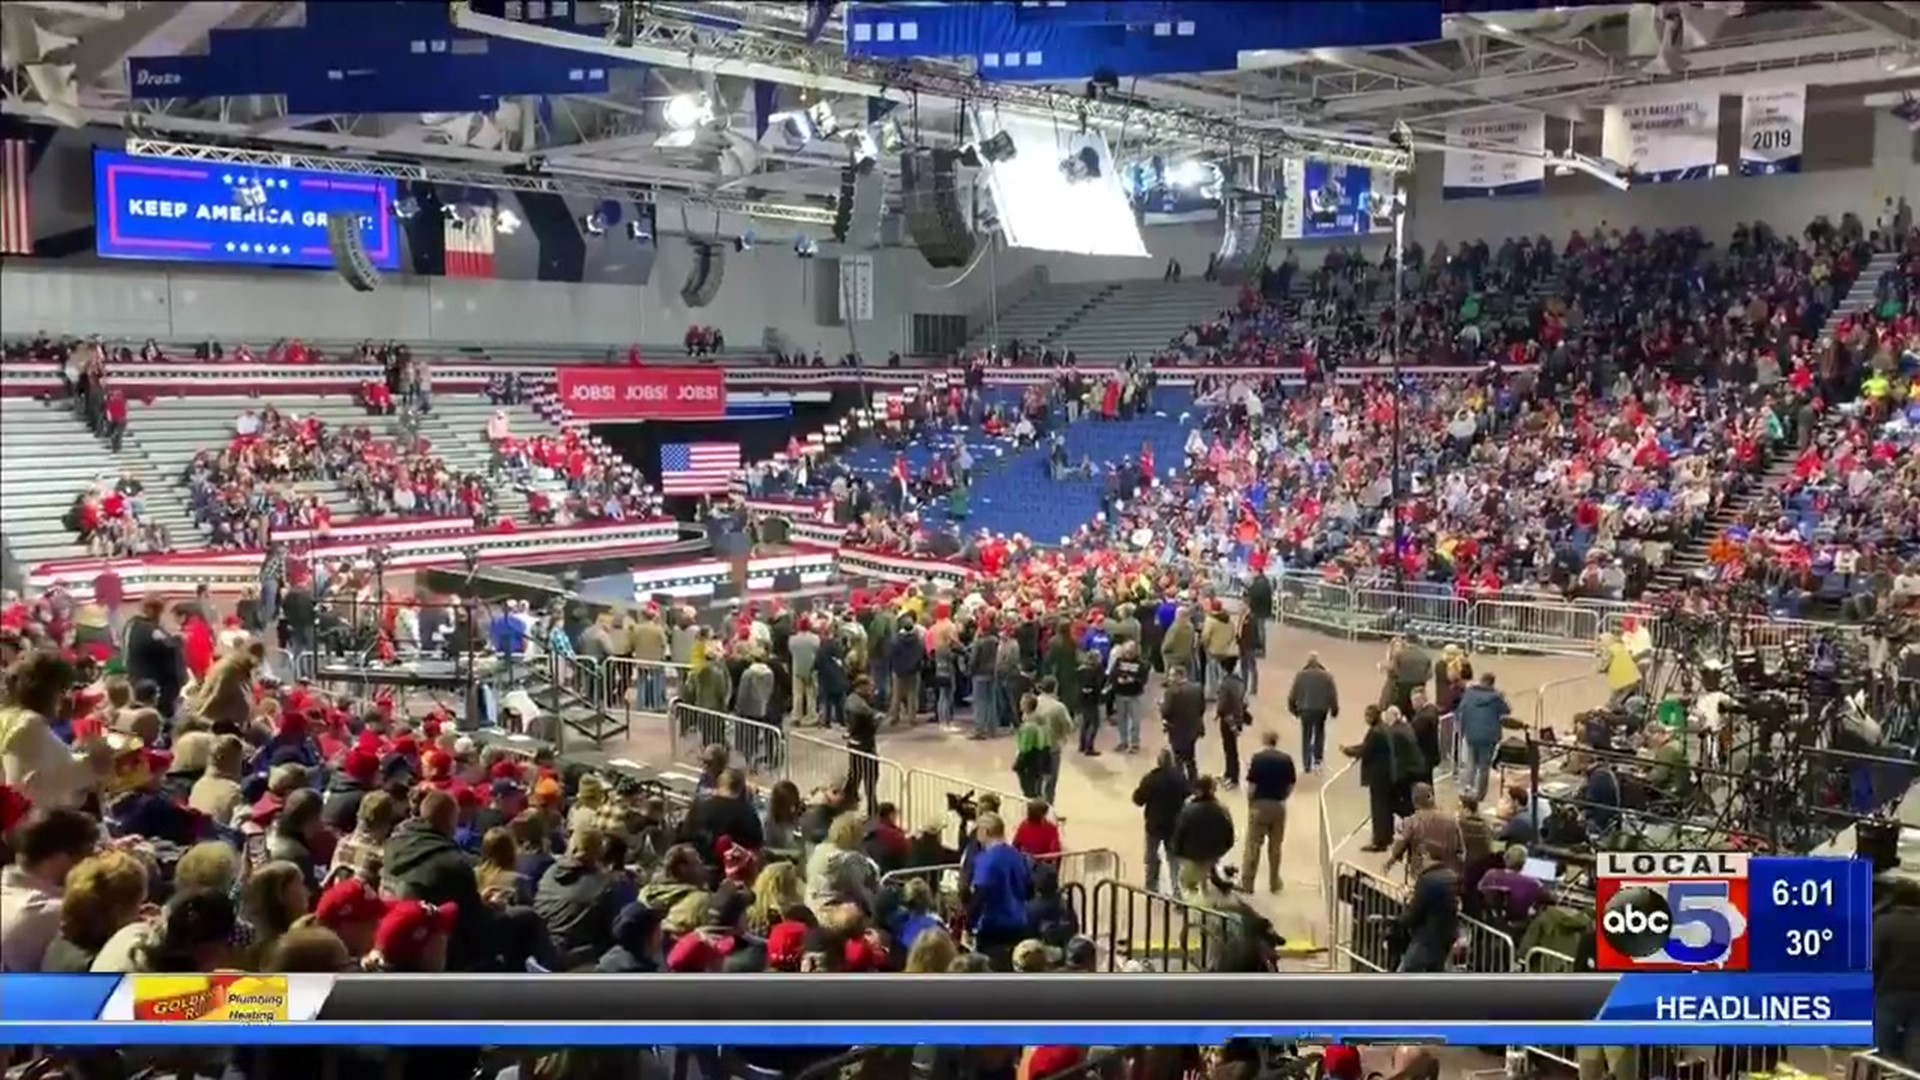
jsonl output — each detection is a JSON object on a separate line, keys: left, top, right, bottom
{"left": 314, "top": 975, "right": 1620, "bottom": 1023}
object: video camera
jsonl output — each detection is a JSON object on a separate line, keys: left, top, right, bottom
{"left": 945, "top": 790, "right": 980, "bottom": 827}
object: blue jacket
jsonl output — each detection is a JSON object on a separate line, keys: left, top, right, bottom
{"left": 1080, "top": 627, "right": 1112, "bottom": 666}
{"left": 490, "top": 614, "right": 528, "bottom": 655}
{"left": 1455, "top": 684, "right": 1509, "bottom": 748}
{"left": 1155, "top": 600, "right": 1179, "bottom": 630}
{"left": 968, "top": 842, "right": 1032, "bottom": 936}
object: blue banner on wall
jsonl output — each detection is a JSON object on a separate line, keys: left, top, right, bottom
{"left": 93, "top": 150, "right": 401, "bottom": 271}
{"left": 1299, "top": 160, "right": 1374, "bottom": 238}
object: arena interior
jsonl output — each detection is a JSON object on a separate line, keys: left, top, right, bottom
{"left": 0, "top": 1, "right": 1918, "bottom": 1079}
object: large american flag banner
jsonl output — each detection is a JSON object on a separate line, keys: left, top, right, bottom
{"left": 445, "top": 212, "right": 495, "bottom": 278}
{"left": 0, "top": 139, "right": 32, "bottom": 256}
{"left": 660, "top": 442, "right": 741, "bottom": 494}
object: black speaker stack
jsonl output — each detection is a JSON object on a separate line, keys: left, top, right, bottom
{"left": 326, "top": 212, "right": 381, "bottom": 292}
{"left": 899, "top": 149, "right": 975, "bottom": 269}
{"left": 680, "top": 240, "right": 727, "bottom": 308}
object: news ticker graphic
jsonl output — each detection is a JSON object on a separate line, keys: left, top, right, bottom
{"left": 0, "top": 973, "right": 1873, "bottom": 1047}
{"left": 1595, "top": 853, "right": 1872, "bottom": 973}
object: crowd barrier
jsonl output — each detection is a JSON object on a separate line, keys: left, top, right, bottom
{"left": 663, "top": 701, "right": 1029, "bottom": 843}
{"left": 1850, "top": 1054, "right": 1920, "bottom": 1080}
{"left": 1330, "top": 862, "right": 1515, "bottom": 975}
{"left": 1085, "top": 878, "right": 1241, "bottom": 973}
{"left": 1271, "top": 571, "right": 1852, "bottom": 660}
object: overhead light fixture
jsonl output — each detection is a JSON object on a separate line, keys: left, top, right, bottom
{"left": 871, "top": 117, "right": 906, "bottom": 155}
{"left": 628, "top": 204, "right": 656, "bottom": 243}
{"left": 233, "top": 178, "right": 269, "bottom": 210}
{"left": 794, "top": 234, "right": 819, "bottom": 259}
{"left": 762, "top": 110, "right": 817, "bottom": 151}
{"left": 1894, "top": 94, "right": 1920, "bottom": 132}
{"left": 806, "top": 101, "right": 840, "bottom": 139}
{"left": 393, "top": 197, "right": 420, "bottom": 220}
{"left": 845, "top": 128, "right": 879, "bottom": 174}
{"left": 1165, "top": 160, "right": 1210, "bottom": 188}
{"left": 583, "top": 212, "right": 607, "bottom": 237}
{"left": 1389, "top": 119, "right": 1413, "bottom": 152}
{"left": 664, "top": 92, "right": 714, "bottom": 132}
{"left": 494, "top": 208, "right": 521, "bottom": 235}
{"left": 734, "top": 232, "right": 756, "bottom": 253}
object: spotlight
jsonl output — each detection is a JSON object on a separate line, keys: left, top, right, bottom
{"left": 583, "top": 212, "right": 607, "bottom": 237}
{"left": 871, "top": 117, "right": 906, "bottom": 155}
{"left": 977, "top": 130, "right": 1016, "bottom": 164}
{"left": 734, "top": 232, "right": 756, "bottom": 253}
{"left": 846, "top": 128, "right": 879, "bottom": 175}
{"left": 494, "top": 208, "right": 521, "bottom": 235}
{"left": 664, "top": 92, "right": 713, "bottom": 131}
{"left": 794, "top": 234, "right": 819, "bottom": 259}
{"left": 1895, "top": 94, "right": 1920, "bottom": 132}
{"left": 1165, "top": 160, "right": 1209, "bottom": 188}
{"left": 806, "top": 101, "right": 840, "bottom": 138}
{"left": 442, "top": 203, "right": 463, "bottom": 223}
{"left": 393, "top": 197, "right": 420, "bottom": 220}
{"left": 762, "top": 110, "right": 817, "bottom": 151}
{"left": 233, "top": 179, "right": 269, "bottom": 210}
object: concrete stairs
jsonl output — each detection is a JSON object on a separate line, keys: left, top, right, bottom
{"left": 1820, "top": 250, "right": 1903, "bottom": 337}
{"left": 0, "top": 397, "right": 197, "bottom": 569}
{"left": 1046, "top": 280, "right": 1238, "bottom": 360}
{"left": 1648, "top": 453, "right": 1798, "bottom": 593}
{"left": 131, "top": 395, "right": 415, "bottom": 541}
{"left": 417, "top": 397, "right": 574, "bottom": 523}
{"left": 965, "top": 282, "right": 1119, "bottom": 353}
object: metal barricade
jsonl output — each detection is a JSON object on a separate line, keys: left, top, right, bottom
{"left": 1534, "top": 672, "right": 1612, "bottom": 737}
{"left": 1458, "top": 912, "right": 1516, "bottom": 973}
{"left": 1850, "top": 1053, "right": 1920, "bottom": 1080}
{"left": 666, "top": 700, "right": 788, "bottom": 778}
{"left": 1347, "top": 588, "right": 1471, "bottom": 642}
{"left": 1085, "top": 878, "right": 1239, "bottom": 972}
{"left": 1276, "top": 573, "right": 1362, "bottom": 638}
{"left": 1521, "top": 946, "right": 1581, "bottom": 1070}
{"left": 603, "top": 656, "right": 689, "bottom": 716}
{"left": 1469, "top": 599, "right": 1600, "bottom": 656}
{"left": 1317, "top": 756, "right": 1367, "bottom": 953}
{"left": 902, "top": 766, "right": 1029, "bottom": 843}
{"left": 788, "top": 727, "right": 909, "bottom": 811}
{"left": 1331, "top": 861, "right": 1404, "bottom": 972}
{"left": 1034, "top": 848, "right": 1121, "bottom": 890}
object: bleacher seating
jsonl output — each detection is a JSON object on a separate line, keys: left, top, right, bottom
{"left": 962, "top": 282, "right": 1119, "bottom": 354}
{"left": 1047, "top": 281, "right": 1240, "bottom": 361}
{"left": 0, "top": 396, "right": 191, "bottom": 567}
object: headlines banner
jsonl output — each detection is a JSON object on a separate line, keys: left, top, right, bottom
{"left": 1601, "top": 94, "right": 1722, "bottom": 183}
{"left": 1739, "top": 86, "right": 1806, "bottom": 177}
{"left": 556, "top": 367, "right": 729, "bottom": 421}
{"left": 1442, "top": 114, "right": 1548, "bottom": 199}
{"left": 93, "top": 150, "right": 400, "bottom": 270}
{"left": 0, "top": 972, "right": 1874, "bottom": 1046}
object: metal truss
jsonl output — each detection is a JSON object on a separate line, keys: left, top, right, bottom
{"left": 121, "top": 138, "right": 840, "bottom": 226}
{"left": 456, "top": 3, "right": 1414, "bottom": 172}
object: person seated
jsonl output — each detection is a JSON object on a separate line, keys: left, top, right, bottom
{"left": 1476, "top": 843, "right": 1551, "bottom": 925}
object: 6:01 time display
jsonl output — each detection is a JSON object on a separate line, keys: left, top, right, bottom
{"left": 1771, "top": 878, "right": 1835, "bottom": 907}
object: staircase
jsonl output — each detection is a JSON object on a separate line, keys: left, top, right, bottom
{"left": 1047, "top": 281, "right": 1239, "bottom": 360}
{"left": 414, "top": 397, "right": 553, "bottom": 523}
{"left": 1648, "top": 453, "right": 1798, "bottom": 593}
{"left": 1820, "top": 250, "right": 1904, "bottom": 337}
{"left": 0, "top": 397, "right": 197, "bottom": 569}
{"left": 965, "top": 282, "right": 1120, "bottom": 353}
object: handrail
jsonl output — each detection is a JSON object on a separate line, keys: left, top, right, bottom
{"left": 1316, "top": 753, "right": 1363, "bottom": 961}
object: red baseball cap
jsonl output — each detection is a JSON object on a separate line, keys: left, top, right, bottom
{"left": 374, "top": 901, "right": 458, "bottom": 965}
{"left": 667, "top": 931, "right": 738, "bottom": 972}
{"left": 314, "top": 878, "right": 388, "bottom": 929}
{"left": 1322, "top": 1045, "right": 1363, "bottom": 1080}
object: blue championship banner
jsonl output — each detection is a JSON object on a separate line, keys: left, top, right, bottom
{"left": 93, "top": 149, "right": 401, "bottom": 270}
{"left": 0, "top": 972, "right": 1874, "bottom": 1047}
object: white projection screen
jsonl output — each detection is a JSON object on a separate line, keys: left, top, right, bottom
{"left": 975, "top": 113, "right": 1149, "bottom": 258}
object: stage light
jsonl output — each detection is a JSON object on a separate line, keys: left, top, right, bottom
{"left": 978, "top": 130, "right": 1016, "bottom": 164}
{"left": 664, "top": 92, "right": 714, "bottom": 131}
{"left": 806, "top": 101, "right": 840, "bottom": 138}
{"left": 494, "top": 208, "right": 522, "bottom": 235}
{"left": 794, "top": 234, "right": 819, "bottom": 259}
{"left": 583, "top": 212, "right": 607, "bottom": 237}
{"left": 847, "top": 128, "right": 879, "bottom": 174}
{"left": 871, "top": 117, "right": 906, "bottom": 155}
{"left": 1060, "top": 144, "right": 1102, "bottom": 182}
{"left": 1165, "top": 160, "right": 1209, "bottom": 188}
{"left": 234, "top": 179, "right": 269, "bottom": 210}
{"left": 734, "top": 232, "right": 756, "bottom": 253}
{"left": 393, "top": 197, "right": 420, "bottom": 220}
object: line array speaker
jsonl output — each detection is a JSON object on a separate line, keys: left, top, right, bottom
{"left": 326, "top": 212, "right": 381, "bottom": 292}
{"left": 681, "top": 240, "right": 726, "bottom": 308}
{"left": 1213, "top": 195, "right": 1275, "bottom": 286}
{"left": 899, "top": 149, "right": 975, "bottom": 269}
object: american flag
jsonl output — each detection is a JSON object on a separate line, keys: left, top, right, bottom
{"left": 660, "top": 442, "right": 741, "bottom": 494}
{"left": 0, "top": 139, "right": 32, "bottom": 257}
{"left": 445, "top": 211, "right": 495, "bottom": 278}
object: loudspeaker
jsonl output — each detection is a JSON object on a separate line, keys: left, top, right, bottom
{"left": 326, "top": 212, "right": 381, "bottom": 292}
{"left": 831, "top": 167, "right": 856, "bottom": 243}
{"left": 680, "top": 240, "right": 726, "bottom": 308}
{"left": 899, "top": 149, "right": 975, "bottom": 269}
{"left": 1213, "top": 195, "right": 1277, "bottom": 286}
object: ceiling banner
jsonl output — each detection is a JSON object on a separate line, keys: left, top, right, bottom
{"left": 1738, "top": 86, "right": 1805, "bottom": 177}
{"left": 1601, "top": 93, "right": 1722, "bottom": 184}
{"left": 1442, "top": 115, "right": 1547, "bottom": 199}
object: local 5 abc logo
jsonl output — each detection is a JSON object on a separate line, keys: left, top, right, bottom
{"left": 1600, "top": 882, "right": 1748, "bottom": 966}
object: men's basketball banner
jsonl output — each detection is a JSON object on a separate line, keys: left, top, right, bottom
{"left": 1739, "top": 85, "right": 1806, "bottom": 177}
{"left": 1602, "top": 93, "right": 1721, "bottom": 183}
{"left": 1442, "top": 114, "right": 1547, "bottom": 199}
{"left": 556, "top": 367, "right": 728, "bottom": 421}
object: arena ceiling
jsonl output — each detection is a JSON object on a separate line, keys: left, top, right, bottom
{"left": 1, "top": 1, "right": 1917, "bottom": 216}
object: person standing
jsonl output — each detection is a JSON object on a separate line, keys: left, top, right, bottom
{"left": 1106, "top": 640, "right": 1149, "bottom": 753}
{"left": 1214, "top": 655, "right": 1248, "bottom": 790}
{"left": 1169, "top": 776, "right": 1234, "bottom": 899}
{"left": 1382, "top": 637, "right": 1432, "bottom": 716}
{"left": 1343, "top": 706, "right": 1398, "bottom": 852}
{"left": 1031, "top": 677, "right": 1075, "bottom": 804}
{"left": 1287, "top": 652, "right": 1339, "bottom": 773}
{"left": 1132, "top": 749, "right": 1191, "bottom": 896}
{"left": 629, "top": 606, "right": 669, "bottom": 712}
{"left": 1455, "top": 672, "right": 1511, "bottom": 802}
{"left": 788, "top": 617, "right": 821, "bottom": 726}
{"left": 1241, "top": 731, "right": 1297, "bottom": 894}
{"left": 1075, "top": 649, "right": 1106, "bottom": 757}
{"left": 1395, "top": 841, "right": 1461, "bottom": 973}
{"left": 1159, "top": 666, "right": 1205, "bottom": 783}
{"left": 885, "top": 614, "right": 926, "bottom": 727}
{"left": 844, "top": 676, "right": 881, "bottom": 812}
{"left": 968, "top": 620, "right": 1000, "bottom": 740}
{"left": 1201, "top": 602, "right": 1237, "bottom": 698}
{"left": 1408, "top": 685, "right": 1443, "bottom": 790}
